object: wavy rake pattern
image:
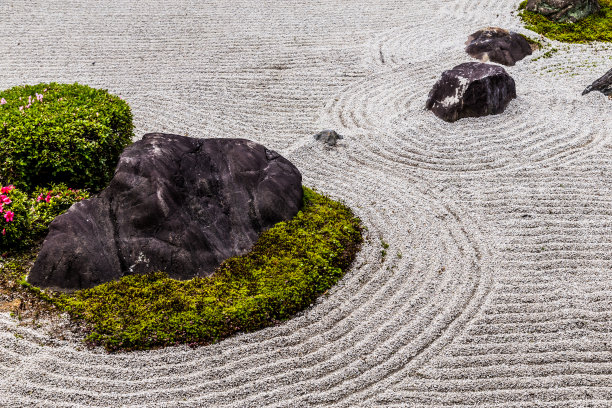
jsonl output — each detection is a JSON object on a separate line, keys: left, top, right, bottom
{"left": 1, "top": 0, "right": 611, "bottom": 406}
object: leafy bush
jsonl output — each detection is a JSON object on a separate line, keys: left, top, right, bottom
{"left": 54, "top": 187, "right": 363, "bottom": 351}
{"left": 0, "top": 83, "right": 133, "bottom": 192}
{"left": 0, "top": 184, "right": 89, "bottom": 250}
{"left": 518, "top": 0, "right": 612, "bottom": 43}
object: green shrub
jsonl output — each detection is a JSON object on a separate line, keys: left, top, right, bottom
{"left": 53, "top": 187, "right": 363, "bottom": 351}
{"left": 0, "top": 184, "right": 89, "bottom": 250}
{"left": 0, "top": 83, "right": 133, "bottom": 192}
{"left": 518, "top": 0, "right": 612, "bottom": 43}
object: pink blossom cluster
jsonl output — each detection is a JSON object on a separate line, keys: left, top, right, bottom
{"left": 0, "top": 88, "right": 48, "bottom": 112}
{"left": 37, "top": 190, "right": 57, "bottom": 203}
{"left": 0, "top": 185, "right": 15, "bottom": 236}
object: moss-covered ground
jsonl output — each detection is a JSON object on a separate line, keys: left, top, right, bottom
{"left": 518, "top": 0, "right": 612, "bottom": 43}
{"left": 3, "top": 187, "right": 363, "bottom": 352}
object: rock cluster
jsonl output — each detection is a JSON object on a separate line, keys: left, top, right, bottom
{"left": 28, "top": 134, "right": 303, "bottom": 290}
{"left": 425, "top": 62, "right": 517, "bottom": 122}
{"left": 465, "top": 27, "right": 533, "bottom": 66}
{"left": 525, "top": 0, "right": 601, "bottom": 23}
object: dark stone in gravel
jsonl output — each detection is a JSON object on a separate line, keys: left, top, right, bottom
{"left": 582, "top": 67, "right": 612, "bottom": 97}
{"left": 465, "top": 27, "right": 533, "bottom": 66}
{"left": 425, "top": 62, "right": 517, "bottom": 123}
{"left": 28, "top": 133, "right": 303, "bottom": 290}
{"left": 314, "top": 129, "right": 343, "bottom": 146}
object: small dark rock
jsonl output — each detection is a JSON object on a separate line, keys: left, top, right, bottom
{"left": 28, "top": 134, "right": 303, "bottom": 291}
{"left": 465, "top": 27, "right": 533, "bottom": 66}
{"left": 425, "top": 62, "right": 517, "bottom": 123}
{"left": 525, "top": 0, "right": 601, "bottom": 23}
{"left": 582, "top": 67, "right": 612, "bottom": 97}
{"left": 314, "top": 130, "right": 343, "bottom": 146}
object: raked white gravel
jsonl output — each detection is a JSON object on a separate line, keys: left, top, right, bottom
{"left": 0, "top": 0, "right": 611, "bottom": 406}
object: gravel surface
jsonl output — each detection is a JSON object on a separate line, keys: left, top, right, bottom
{"left": 1, "top": 0, "right": 611, "bottom": 406}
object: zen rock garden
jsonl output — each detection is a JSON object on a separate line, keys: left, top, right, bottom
{"left": 0, "top": 0, "right": 609, "bottom": 354}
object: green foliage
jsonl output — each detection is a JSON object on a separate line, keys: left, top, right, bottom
{"left": 0, "top": 184, "right": 89, "bottom": 250}
{"left": 0, "top": 83, "right": 133, "bottom": 192}
{"left": 52, "top": 187, "right": 363, "bottom": 351}
{"left": 519, "top": 0, "right": 612, "bottom": 43}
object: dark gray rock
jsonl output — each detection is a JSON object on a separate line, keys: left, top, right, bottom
{"left": 525, "top": 0, "right": 601, "bottom": 23}
{"left": 582, "top": 67, "right": 612, "bottom": 97}
{"left": 28, "top": 134, "right": 303, "bottom": 291}
{"left": 314, "top": 129, "right": 343, "bottom": 146}
{"left": 465, "top": 27, "right": 533, "bottom": 66}
{"left": 425, "top": 62, "right": 517, "bottom": 123}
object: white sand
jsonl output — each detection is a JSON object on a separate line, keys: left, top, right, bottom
{"left": 1, "top": 0, "right": 611, "bottom": 406}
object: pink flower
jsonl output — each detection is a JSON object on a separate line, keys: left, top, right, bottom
{"left": 36, "top": 93, "right": 43, "bottom": 102}
{"left": 45, "top": 194, "right": 51, "bottom": 203}
{"left": 1, "top": 196, "right": 11, "bottom": 205}
{"left": 4, "top": 211, "right": 14, "bottom": 222}
{"left": 0, "top": 185, "right": 14, "bottom": 194}
{"left": 36, "top": 194, "right": 42, "bottom": 202}
{"left": 1, "top": 229, "right": 5, "bottom": 236}
{"left": 19, "top": 106, "right": 23, "bottom": 111}
{"left": 0, "top": 98, "right": 6, "bottom": 105}
{"left": 0, "top": 204, "right": 3, "bottom": 213}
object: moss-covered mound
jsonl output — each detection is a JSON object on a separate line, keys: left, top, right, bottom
{"left": 0, "top": 83, "right": 133, "bottom": 192}
{"left": 518, "top": 0, "right": 612, "bottom": 43}
{"left": 36, "top": 187, "right": 362, "bottom": 351}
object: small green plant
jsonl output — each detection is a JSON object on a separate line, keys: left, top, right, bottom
{"left": 533, "top": 47, "right": 560, "bottom": 61}
{"left": 380, "top": 239, "right": 389, "bottom": 259}
{"left": 43, "top": 187, "right": 363, "bottom": 351}
{"left": 518, "top": 0, "right": 612, "bottom": 43}
{"left": 0, "top": 83, "right": 133, "bottom": 192}
{"left": 0, "top": 184, "right": 89, "bottom": 250}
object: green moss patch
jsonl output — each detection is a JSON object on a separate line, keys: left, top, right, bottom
{"left": 0, "top": 83, "right": 133, "bottom": 192}
{"left": 518, "top": 0, "right": 612, "bottom": 43}
{"left": 21, "top": 187, "right": 361, "bottom": 351}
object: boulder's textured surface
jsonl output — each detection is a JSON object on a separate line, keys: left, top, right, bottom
{"left": 465, "top": 27, "right": 533, "bottom": 66}
{"left": 28, "top": 133, "right": 303, "bottom": 290}
{"left": 314, "top": 129, "right": 343, "bottom": 146}
{"left": 425, "top": 62, "right": 517, "bottom": 122}
{"left": 582, "top": 67, "right": 612, "bottom": 97}
{"left": 525, "top": 0, "right": 601, "bottom": 23}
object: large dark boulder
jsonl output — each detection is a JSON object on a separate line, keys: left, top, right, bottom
{"left": 525, "top": 0, "right": 601, "bottom": 23}
{"left": 465, "top": 27, "right": 533, "bottom": 66}
{"left": 582, "top": 67, "right": 612, "bottom": 97}
{"left": 425, "top": 62, "right": 517, "bottom": 123}
{"left": 28, "top": 134, "right": 303, "bottom": 291}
